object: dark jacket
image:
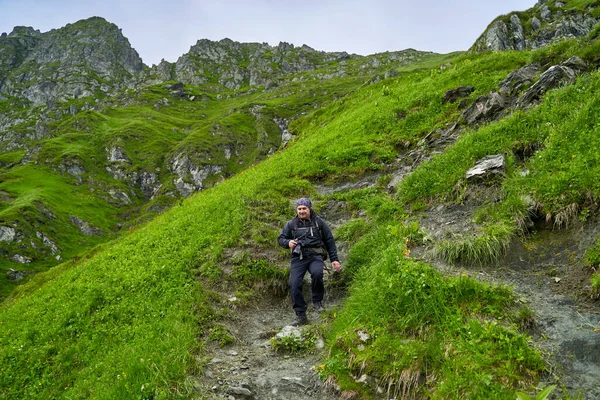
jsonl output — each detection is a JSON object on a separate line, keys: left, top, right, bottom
{"left": 278, "top": 210, "right": 339, "bottom": 262}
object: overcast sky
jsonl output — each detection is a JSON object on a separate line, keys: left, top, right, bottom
{"left": 1, "top": 0, "right": 536, "bottom": 66}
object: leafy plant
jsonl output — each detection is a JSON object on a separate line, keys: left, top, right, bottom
{"left": 516, "top": 384, "right": 557, "bottom": 400}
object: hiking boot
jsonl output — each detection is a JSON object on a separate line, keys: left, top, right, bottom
{"left": 291, "top": 313, "right": 308, "bottom": 326}
{"left": 313, "top": 301, "right": 325, "bottom": 313}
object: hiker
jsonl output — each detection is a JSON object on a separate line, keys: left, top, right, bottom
{"left": 278, "top": 198, "right": 341, "bottom": 326}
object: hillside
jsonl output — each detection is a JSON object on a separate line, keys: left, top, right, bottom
{"left": 0, "top": 16, "right": 438, "bottom": 299}
{"left": 1, "top": 1, "right": 600, "bottom": 399}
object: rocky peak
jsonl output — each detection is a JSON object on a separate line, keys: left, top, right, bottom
{"left": 470, "top": 1, "right": 598, "bottom": 52}
{"left": 0, "top": 16, "right": 144, "bottom": 106}
{"left": 7, "top": 26, "right": 42, "bottom": 37}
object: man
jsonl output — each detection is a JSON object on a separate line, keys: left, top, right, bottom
{"left": 278, "top": 198, "right": 341, "bottom": 326}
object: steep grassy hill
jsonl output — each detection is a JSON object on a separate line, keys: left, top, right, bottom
{"left": 2, "top": 1, "right": 600, "bottom": 399}
{"left": 0, "top": 17, "right": 439, "bottom": 299}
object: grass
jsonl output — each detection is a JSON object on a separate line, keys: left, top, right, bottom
{"left": 321, "top": 224, "right": 544, "bottom": 398}
{"left": 435, "top": 222, "right": 515, "bottom": 266}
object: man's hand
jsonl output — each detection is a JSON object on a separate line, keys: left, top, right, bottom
{"left": 288, "top": 240, "right": 298, "bottom": 249}
{"left": 331, "top": 261, "right": 341, "bottom": 272}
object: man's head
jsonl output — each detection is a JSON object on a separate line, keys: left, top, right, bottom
{"left": 296, "top": 197, "right": 312, "bottom": 219}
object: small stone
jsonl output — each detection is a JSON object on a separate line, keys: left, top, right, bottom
{"left": 357, "top": 330, "right": 370, "bottom": 342}
{"left": 228, "top": 386, "right": 252, "bottom": 396}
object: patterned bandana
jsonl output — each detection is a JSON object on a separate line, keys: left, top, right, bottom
{"left": 296, "top": 198, "right": 312, "bottom": 209}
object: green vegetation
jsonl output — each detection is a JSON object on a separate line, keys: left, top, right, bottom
{"left": 585, "top": 238, "right": 600, "bottom": 298}
{"left": 270, "top": 326, "right": 320, "bottom": 354}
{"left": 516, "top": 385, "right": 557, "bottom": 400}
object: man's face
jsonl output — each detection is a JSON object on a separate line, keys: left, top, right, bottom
{"left": 297, "top": 205, "right": 310, "bottom": 219}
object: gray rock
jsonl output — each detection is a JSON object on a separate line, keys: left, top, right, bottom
{"left": 227, "top": 386, "right": 252, "bottom": 396}
{"left": 106, "top": 146, "right": 129, "bottom": 163}
{"left": 58, "top": 162, "right": 86, "bottom": 178}
{"left": 516, "top": 61, "right": 580, "bottom": 109}
{"left": 275, "top": 326, "right": 302, "bottom": 340}
{"left": 541, "top": 5, "right": 552, "bottom": 21}
{"left": 480, "top": 20, "right": 511, "bottom": 51}
{"left": 170, "top": 153, "right": 223, "bottom": 196}
{"left": 36, "top": 231, "right": 59, "bottom": 254}
{"left": 11, "top": 254, "right": 31, "bottom": 264}
{"left": 499, "top": 63, "right": 543, "bottom": 95}
{"left": 274, "top": 117, "right": 293, "bottom": 146}
{"left": 0, "top": 17, "right": 143, "bottom": 106}
{"left": 7, "top": 268, "right": 25, "bottom": 280}
{"left": 466, "top": 155, "right": 506, "bottom": 182}
{"left": 0, "top": 226, "right": 16, "bottom": 242}
{"left": 108, "top": 190, "right": 132, "bottom": 205}
{"left": 510, "top": 14, "right": 526, "bottom": 50}
{"left": 69, "top": 216, "right": 103, "bottom": 236}
{"left": 472, "top": 7, "right": 597, "bottom": 52}
{"left": 137, "top": 172, "right": 160, "bottom": 197}
{"left": 384, "top": 69, "right": 399, "bottom": 79}
{"left": 442, "top": 86, "right": 475, "bottom": 104}
{"left": 462, "top": 92, "right": 506, "bottom": 126}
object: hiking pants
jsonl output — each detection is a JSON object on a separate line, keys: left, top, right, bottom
{"left": 289, "top": 255, "right": 324, "bottom": 314}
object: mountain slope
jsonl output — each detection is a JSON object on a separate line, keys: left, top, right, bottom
{"left": 0, "top": 17, "right": 439, "bottom": 298}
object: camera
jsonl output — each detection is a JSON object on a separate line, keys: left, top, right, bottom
{"left": 292, "top": 240, "right": 303, "bottom": 255}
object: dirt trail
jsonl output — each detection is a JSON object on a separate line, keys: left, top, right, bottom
{"left": 192, "top": 281, "right": 342, "bottom": 400}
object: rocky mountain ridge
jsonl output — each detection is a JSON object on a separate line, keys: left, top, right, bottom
{"left": 471, "top": 0, "right": 599, "bottom": 52}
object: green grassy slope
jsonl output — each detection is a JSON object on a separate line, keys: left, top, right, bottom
{"left": 2, "top": 24, "right": 600, "bottom": 400}
{"left": 0, "top": 67, "right": 375, "bottom": 298}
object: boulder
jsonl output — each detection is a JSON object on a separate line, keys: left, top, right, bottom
{"left": 0, "top": 226, "right": 16, "bottom": 242}
{"left": 499, "top": 63, "right": 543, "bottom": 95}
{"left": 466, "top": 155, "right": 506, "bottom": 182}
{"left": 442, "top": 86, "right": 475, "bottom": 104}
{"left": 516, "top": 58, "right": 585, "bottom": 109}
{"left": 462, "top": 92, "right": 506, "bottom": 126}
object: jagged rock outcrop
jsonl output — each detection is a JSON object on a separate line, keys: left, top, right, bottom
{"left": 69, "top": 216, "right": 103, "bottom": 236}
{"left": 151, "top": 39, "right": 356, "bottom": 90}
{"left": 461, "top": 56, "right": 587, "bottom": 127}
{"left": 170, "top": 153, "right": 223, "bottom": 197}
{"left": 516, "top": 56, "right": 585, "bottom": 108}
{"left": 471, "top": 2, "right": 598, "bottom": 52}
{"left": 0, "top": 17, "right": 144, "bottom": 106}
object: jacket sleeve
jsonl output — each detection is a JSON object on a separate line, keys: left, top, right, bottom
{"left": 278, "top": 220, "right": 293, "bottom": 249}
{"left": 318, "top": 217, "right": 339, "bottom": 262}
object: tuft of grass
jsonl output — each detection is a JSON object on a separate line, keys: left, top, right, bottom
{"left": 435, "top": 222, "right": 515, "bottom": 266}
{"left": 516, "top": 384, "right": 557, "bottom": 400}
{"left": 270, "top": 326, "right": 319, "bottom": 354}
{"left": 584, "top": 237, "right": 600, "bottom": 299}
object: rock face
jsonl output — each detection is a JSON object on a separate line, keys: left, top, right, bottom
{"left": 152, "top": 39, "right": 355, "bottom": 90}
{"left": 0, "top": 17, "right": 144, "bottom": 106}
{"left": 471, "top": 3, "right": 598, "bottom": 52}
{"left": 461, "top": 57, "right": 587, "bottom": 127}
